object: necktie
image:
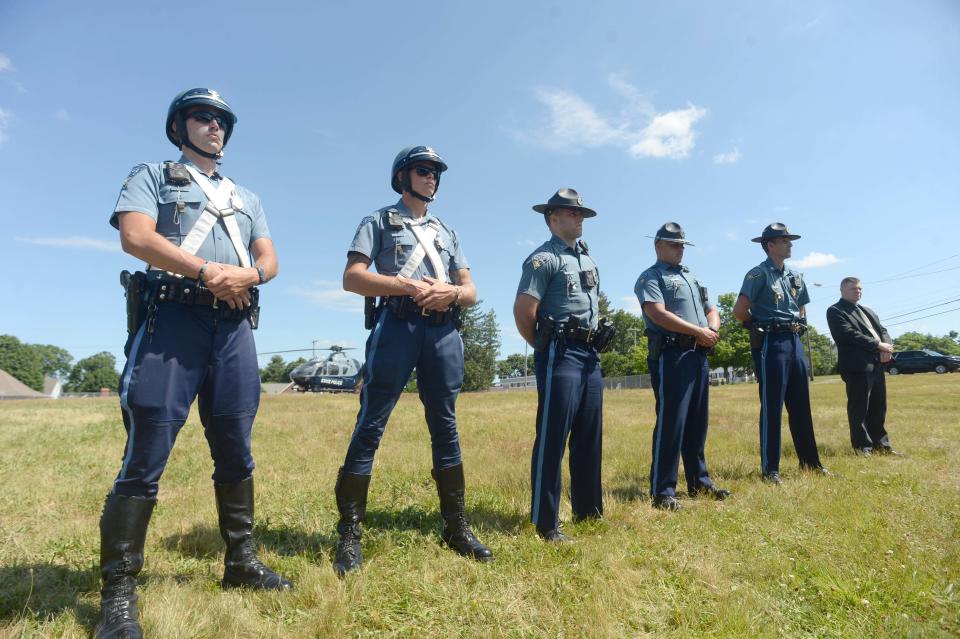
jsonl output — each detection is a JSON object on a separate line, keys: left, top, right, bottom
{"left": 856, "top": 306, "right": 881, "bottom": 341}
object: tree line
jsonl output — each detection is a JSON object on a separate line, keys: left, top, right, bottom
{"left": 495, "top": 292, "right": 960, "bottom": 381}
{"left": 3, "top": 299, "right": 957, "bottom": 394}
{"left": 0, "top": 335, "right": 120, "bottom": 392}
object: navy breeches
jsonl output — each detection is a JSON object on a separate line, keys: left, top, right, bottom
{"left": 752, "top": 333, "right": 821, "bottom": 474}
{"left": 530, "top": 340, "right": 603, "bottom": 529}
{"left": 343, "top": 309, "right": 464, "bottom": 475}
{"left": 841, "top": 368, "right": 889, "bottom": 449}
{"left": 114, "top": 303, "right": 260, "bottom": 498}
{"left": 648, "top": 345, "right": 713, "bottom": 497}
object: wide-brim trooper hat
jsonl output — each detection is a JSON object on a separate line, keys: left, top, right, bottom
{"left": 532, "top": 188, "right": 597, "bottom": 218}
{"left": 752, "top": 222, "right": 801, "bottom": 243}
{"left": 647, "top": 222, "right": 694, "bottom": 246}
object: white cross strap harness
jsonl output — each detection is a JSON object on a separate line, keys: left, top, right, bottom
{"left": 396, "top": 218, "right": 450, "bottom": 283}
{"left": 178, "top": 165, "right": 251, "bottom": 268}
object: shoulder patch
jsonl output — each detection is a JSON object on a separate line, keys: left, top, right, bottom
{"left": 355, "top": 215, "right": 376, "bottom": 234}
{"left": 122, "top": 164, "right": 147, "bottom": 187}
{"left": 531, "top": 251, "right": 553, "bottom": 270}
{"left": 745, "top": 267, "right": 762, "bottom": 280}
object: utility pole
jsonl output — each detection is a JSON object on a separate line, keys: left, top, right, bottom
{"left": 628, "top": 327, "right": 642, "bottom": 349}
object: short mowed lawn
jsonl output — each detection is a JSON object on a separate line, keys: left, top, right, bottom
{"left": 0, "top": 373, "right": 957, "bottom": 638}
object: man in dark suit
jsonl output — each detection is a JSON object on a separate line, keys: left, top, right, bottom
{"left": 826, "top": 277, "right": 901, "bottom": 456}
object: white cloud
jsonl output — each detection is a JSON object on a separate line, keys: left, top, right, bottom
{"left": 713, "top": 147, "right": 742, "bottom": 164}
{"left": 620, "top": 295, "right": 643, "bottom": 314}
{"left": 516, "top": 239, "right": 537, "bottom": 247}
{"left": 725, "top": 231, "right": 739, "bottom": 241}
{"left": 288, "top": 280, "right": 363, "bottom": 313}
{"left": 788, "top": 252, "right": 840, "bottom": 269}
{"left": 515, "top": 76, "right": 707, "bottom": 160}
{"left": 0, "top": 108, "right": 10, "bottom": 144}
{"left": 55, "top": 108, "right": 71, "bottom": 121}
{"left": 15, "top": 236, "right": 121, "bottom": 252}
{"left": 0, "top": 54, "right": 13, "bottom": 72}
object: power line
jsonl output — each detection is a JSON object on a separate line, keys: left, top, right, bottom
{"left": 886, "top": 307, "right": 960, "bottom": 327}
{"left": 883, "top": 298, "right": 960, "bottom": 321}
{"left": 865, "top": 264, "right": 960, "bottom": 285}
{"left": 865, "top": 253, "right": 960, "bottom": 282}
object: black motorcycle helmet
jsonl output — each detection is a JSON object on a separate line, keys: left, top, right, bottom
{"left": 391, "top": 145, "right": 448, "bottom": 202}
{"left": 165, "top": 88, "right": 238, "bottom": 159}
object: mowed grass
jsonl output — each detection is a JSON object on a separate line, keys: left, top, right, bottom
{"left": 0, "top": 374, "right": 958, "bottom": 638}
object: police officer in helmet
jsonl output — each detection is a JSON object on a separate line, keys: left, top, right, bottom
{"left": 332, "top": 145, "right": 492, "bottom": 577}
{"left": 97, "top": 88, "right": 289, "bottom": 639}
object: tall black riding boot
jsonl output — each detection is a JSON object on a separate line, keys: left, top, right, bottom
{"left": 94, "top": 493, "right": 155, "bottom": 639}
{"left": 433, "top": 464, "right": 494, "bottom": 562}
{"left": 215, "top": 477, "right": 292, "bottom": 590}
{"left": 333, "top": 467, "right": 371, "bottom": 577}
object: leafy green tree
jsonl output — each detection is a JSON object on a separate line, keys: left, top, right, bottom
{"left": 497, "top": 353, "right": 533, "bottom": 379}
{"left": 66, "top": 352, "right": 120, "bottom": 392}
{"left": 259, "top": 355, "right": 289, "bottom": 383}
{"left": 806, "top": 326, "right": 837, "bottom": 376}
{"left": 283, "top": 357, "right": 307, "bottom": 380}
{"left": 460, "top": 302, "right": 501, "bottom": 391}
{"left": 708, "top": 293, "right": 754, "bottom": 373}
{"left": 893, "top": 331, "right": 960, "bottom": 355}
{"left": 599, "top": 351, "right": 630, "bottom": 377}
{"left": 626, "top": 341, "right": 650, "bottom": 375}
{"left": 0, "top": 335, "right": 44, "bottom": 391}
{"left": 30, "top": 344, "right": 73, "bottom": 379}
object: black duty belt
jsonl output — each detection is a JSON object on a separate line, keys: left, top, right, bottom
{"left": 662, "top": 333, "right": 699, "bottom": 350}
{"left": 151, "top": 278, "right": 259, "bottom": 322}
{"left": 385, "top": 296, "right": 456, "bottom": 325}
{"left": 758, "top": 321, "right": 807, "bottom": 334}
{"left": 562, "top": 326, "right": 596, "bottom": 343}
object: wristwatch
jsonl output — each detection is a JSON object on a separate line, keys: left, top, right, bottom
{"left": 256, "top": 265, "right": 266, "bottom": 284}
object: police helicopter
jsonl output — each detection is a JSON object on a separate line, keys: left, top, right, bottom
{"left": 289, "top": 346, "right": 364, "bottom": 393}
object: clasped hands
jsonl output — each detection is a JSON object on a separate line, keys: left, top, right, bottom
{"left": 397, "top": 275, "right": 458, "bottom": 311}
{"left": 201, "top": 263, "right": 257, "bottom": 310}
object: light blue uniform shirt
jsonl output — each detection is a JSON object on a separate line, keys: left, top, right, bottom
{"left": 348, "top": 199, "right": 468, "bottom": 280}
{"left": 517, "top": 235, "right": 600, "bottom": 330}
{"left": 635, "top": 260, "right": 715, "bottom": 336}
{"left": 739, "top": 257, "right": 810, "bottom": 324}
{"left": 110, "top": 155, "right": 270, "bottom": 266}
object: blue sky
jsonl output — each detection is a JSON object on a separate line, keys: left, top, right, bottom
{"left": 2, "top": 0, "right": 959, "bottom": 369}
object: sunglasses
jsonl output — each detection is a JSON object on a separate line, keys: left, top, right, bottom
{"left": 189, "top": 110, "right": 229, "bottom": 129}
{"left": 412, "top": 166, "right": 440, "bottom": 179}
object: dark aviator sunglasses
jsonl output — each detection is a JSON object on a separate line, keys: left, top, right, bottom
{"left": 189, "top": 110, "right": 229, "bottom": 129}
{"left": 412, "top": 166, "right": 440, "bottom": 179}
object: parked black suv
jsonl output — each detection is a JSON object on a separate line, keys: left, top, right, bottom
{"left": 885, "top": 350, "right": 960, "bottom": 375}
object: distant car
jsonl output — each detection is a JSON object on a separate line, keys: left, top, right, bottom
{"left": 884, "top": 350, "right": 960, "bottom": 375}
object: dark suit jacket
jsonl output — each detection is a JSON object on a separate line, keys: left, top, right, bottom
{"left": 826, "top": 299, "right": 892, "bottom": 373}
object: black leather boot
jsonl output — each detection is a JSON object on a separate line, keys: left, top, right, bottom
{"left": 333, "top": 467, "right": 371, "bottom": 577}
{"left": 215, "top": 477, "right": 292, "bottom": 590}
{"left": 94, "top": 493, "right": 155, "bottom": 639}
{"left": 432, "top": 464, "right": 494, "bottom": 562}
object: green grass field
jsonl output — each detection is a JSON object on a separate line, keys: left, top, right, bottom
{"left": 0, "top": 374, "right": 957, "bottom": 638}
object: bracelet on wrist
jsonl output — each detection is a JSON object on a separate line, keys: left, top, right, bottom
{"left": 197, "top": 261, "right": 210, "bottom": 283}
{"left": 453, "top": 285, "right": 462, "bottom": 304}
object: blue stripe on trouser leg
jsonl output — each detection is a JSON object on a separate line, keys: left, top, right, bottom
{"left": 567, "top": 345, "right": 603, "bottom": 520}
{"left": 343, "top": 311, "right": 419, "bottom": 475}
{"left": 198, "top": 315, "right": 261, "bottom": 484}
{"left": 648, "top": 346, "right": 700, "bottom": 497}
{"left": 680, "top": 351, "right": 712, "bottom": 491}
{"left": 114, "top": 304, "right": 258, "bottom": 498}
{"left": 782, "top": 334, "right": 821, "bottom": 468}
{"left": 531, "top": 341, "right": 557, "bottom": 528}
{"left": 753, "top": 332, "right": 821, "bottom": 474}
{"left": 416, "top": 322, "right": 464, "bottom": 471}
{"left": 531, "top": 341, "right": 603, "bottom": 528}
